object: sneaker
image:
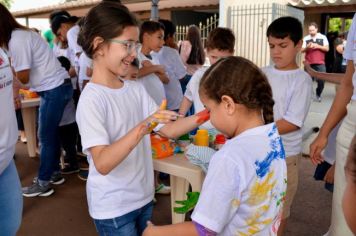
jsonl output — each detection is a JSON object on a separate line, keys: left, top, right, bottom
{"left": 22, "top": 182, "right": 54, "bottom": 197}
{"left": 61, "top": 166, "right": 80, "bottom": 175}
{"left": 32, "top": 173, "right": 65, "bottom": 185}
{"left": 77, "top": 169, "right": 88, "bottom": 181}
{"left": 155, "top": 184, "right": 171, "bottom": 195}
{"left": 317, "top": 96, "right": 322, "bottom": 102}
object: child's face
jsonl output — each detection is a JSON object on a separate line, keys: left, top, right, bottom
{"left": 122, "top": 64, "right": 138, "bottom": 80}
{"left": 207, "top": 48, "right": 233, "bottom": 65}
{"left": 268, "top": 35, "right": 301, "bottom": 71}
{"left": 146, "top": 29, "right": 165, "bottom": 52}
{"left": 102, "top": 26, "right": 139, "bottom": 77}
{"left": 199, "top": 91, "right": 233, "bottom": 138}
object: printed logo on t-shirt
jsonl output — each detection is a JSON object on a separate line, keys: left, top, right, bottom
{"left": 306, "top": 38, "right": 324, "bottom": 46}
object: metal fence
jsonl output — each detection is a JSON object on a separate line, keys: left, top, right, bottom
{"left": 227, "top": 3, "right": 304, "bottom": 67}
{"left": 175, "top": 14, "right": 219, "bottom": 48}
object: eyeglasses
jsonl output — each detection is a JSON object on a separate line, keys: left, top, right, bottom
{"left": 108, "top": 39, "right": 141, "bottom": 54}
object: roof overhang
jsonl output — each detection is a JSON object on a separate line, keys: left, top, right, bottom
{"left": 287, "top": 0, "right": 356, "bottom": 13}
{"left": 12, "top": 0, "right": 219, "bottom": 18}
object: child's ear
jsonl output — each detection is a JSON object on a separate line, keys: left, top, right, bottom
{"left": 295, "top": 40, "right": 303, "bottom": 50}
{"left": 93, "top": 36, "right": 105, "bottom": 56}
{"left": 221, "top": 95, "right": 235, "bottom": 115}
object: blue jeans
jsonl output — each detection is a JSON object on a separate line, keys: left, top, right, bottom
{"left": 310, "top": 64, "right": 326, "bottom": 97}
{"left": 94, "top": 201, "right": 153, "bottom": 236}
{"left": 0, "top": 161, "right": 23, "bottom": 236}
{"left": 37, "top": 80, "right": 73, "bottom": 181}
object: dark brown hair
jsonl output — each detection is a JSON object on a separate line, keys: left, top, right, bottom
{"left": 77, "top": 2, "right": 139, "bottom": 59}
{"left": 345, "top": 135, "right": 356, "bottom": 184}
{"left": 309, "top": 22, "right": 318, "bottom": 29}
{"left": 0, "top": 3, "right": 28, "bottom": 49}
{"left": 185, "top": 25, "right": 205, "bottom": 65}
{"left": 139, "top": 21, "right": 165, "bottom": 43}
{"left": 206, "top": 27, "right": 235, "bottom": 52}
{"left": 199, "top": 56, "right": 274, "bottom": 124}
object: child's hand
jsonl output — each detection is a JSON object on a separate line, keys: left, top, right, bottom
{"left": 142, "top": 221, "right": 154, "bottom": 236}
{"left": 324, "top": 164, "right": 335, "bottom": 184}
{"left": 309, "top": 135, "right": 327, "bottom": 165}
{"left": 142, "top": 60, "right": 153, "bottom": 67}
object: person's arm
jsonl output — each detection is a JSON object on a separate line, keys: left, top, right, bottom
{"left": 179, "top": 97, "right": 193, "bottom": 116}
{"left": 138, "top": 61, "right": 163, "bottom": 78}
{"left": 275, "top": 119, "right": 299, "bottom": 135}
{"left": 310, "top": 60, "right": 354, "bottom": 164}
{"left": 304, "top": 61, "right": 343, "bottom": 84}
{"left": 314, "top": 43, "right": 329, "bottom": 52}
{"left": 89, "top": 109, "right": 179, "bottom": 175}
{"left": 13, "top": 76, "right": 22, "bottom": 110}
{"left": 180, "top": 41, "right": 192, "bottom": 64}
{"left": 143, "top": 222, "right": 199, "bottom": 236}
{"left": 82, "top": 80, "right": 89, "bottom": 90}
{"left": 336, "top": 43, "right": 344, "bottom": 55}
{"left": 69, "top": 66, "right": 77, "bottom": 77}
{"left": 16, "top": 69, "right": 30, "bottom": 84}
{"left": 86, "top": 67, "right": 93, "bottom": 77}
{"left": 158, "top": 109, "right": 209, "bottom": 139}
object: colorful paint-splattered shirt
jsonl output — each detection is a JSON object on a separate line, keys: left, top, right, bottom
{"left": 192, "top": 123, "right": 287, "bottom": 235}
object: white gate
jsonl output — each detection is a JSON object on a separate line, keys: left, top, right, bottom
{"left": 227, "top": 3, "right": 304, "bottom": 67}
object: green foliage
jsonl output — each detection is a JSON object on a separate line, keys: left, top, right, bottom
{"left": 0, "top": 0, "right": 12, "bottom": 9}
{"left": 328, "top": 18, "right": 342, "bottom": 33}
{"left": 329, "top": 17, "right": 353, "bottom": 33}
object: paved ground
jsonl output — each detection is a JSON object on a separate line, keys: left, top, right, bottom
{"left": 15, "top": 82, "right": 336, "bottom": 236}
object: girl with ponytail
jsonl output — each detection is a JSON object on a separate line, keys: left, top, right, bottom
{"left": 144, "top": 56, "right": 287, "bottom": 236}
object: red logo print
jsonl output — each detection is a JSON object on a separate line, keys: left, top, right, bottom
{"left": 0, "top": 57, "right": 3, "bottom": 66}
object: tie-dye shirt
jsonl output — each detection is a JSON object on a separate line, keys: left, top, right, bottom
{"left": 191, "top": 123, "right": 287, "bottom": 236}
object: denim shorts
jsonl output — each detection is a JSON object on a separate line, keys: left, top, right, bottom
{"left": 94, "top": 201, "right": 153, "bottom": 236}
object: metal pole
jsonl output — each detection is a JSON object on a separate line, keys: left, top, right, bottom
{"left": 151, "top": 0, "right": 159, "bottom": 21}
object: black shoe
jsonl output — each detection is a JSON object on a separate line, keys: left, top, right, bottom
{"left": 61, "top": 166, "right": 80, "bottom": 175}
{"left": 77, "top": 169, "right": 88, "bottom": 181}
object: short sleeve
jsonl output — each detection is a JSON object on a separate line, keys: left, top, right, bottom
{"left": 191, "top": 152, "right": 242, "bottom": 233}
{"left": 344, "top": 14, "right": 356, "bottom": 60}
{"left": 322, "top": 34, "right": 329, "bottom": 46}
{"left": 67, "top": 26, "right": 82, "bottom": 55}
{"left": 283, "top": 73, "right": 312, "bottom": 127}
{"left": 302, "top": 36, "right": 307, "bottom": 49}
{"left": 171, "top": 49, "right": 187, "bottom": 80}
{"left": 9, "top": 31, "right": 32, "bottom": 72}
{"left": 76, "top": 93, "right": 110, "bottom": 155}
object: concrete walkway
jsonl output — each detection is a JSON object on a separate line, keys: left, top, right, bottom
{"left": 15, "top": 82, "right": 336, "bottom": 236}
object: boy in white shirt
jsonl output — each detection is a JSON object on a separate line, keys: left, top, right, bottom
{"left": 178, "top": 27, "right": 235, "bottom": 130}
{"left": 263, "top": 16, "right": 312, "bottom": 235}
{"left": 137, "top": 21, "right": 169, "bottom": 105}
{"left": 151, "top": 19, "right": 186, "bottom": 111}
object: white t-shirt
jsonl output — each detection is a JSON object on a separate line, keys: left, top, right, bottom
{"left": 151, "top": 46, "right": 185, "bottom": 110}
{"left": 9, "top": 29, "right": 69, "bottom": 92}
{"left": 184, "top": 66, "right": 214, "bottom": 129}
{"left": 192, "top": 123, "right": 287, "bottom": 235}
{"left": 262, "top": 66, "right": 312, "bottom": 157}
{"left": 78, "top": 52, "right": 92, "bottom": 91}
{"left": 53, "top": 45, "right": 78, "bottom": 90}
{"left": 343, "top": 13, "right": 356, "bottom": 101}
{"left": 76, "top": 80, "right": 158, "bottom": 219}
{"left": 302, "top": 33, "right": 329, "bottom": 48}
{"left": 67, "top": 25, "right": 83, "bottom": 75}
{"left": 137, "top": 51, "right": 166, "bottom": 105}
{"left": 0, "top": 49, "right": 18, "bottom": 174}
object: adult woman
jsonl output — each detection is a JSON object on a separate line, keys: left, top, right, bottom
{"left": 0, "top": 22, "right": 23, "bottom": 235}
{"left": 178, "top": 25, "right": 205, "bottom": 93}
{"left": 0, "top": 3, "right": 72, "bottom": 197}
{"left": 310, "top": 13, "right": 356, "bottom": 236}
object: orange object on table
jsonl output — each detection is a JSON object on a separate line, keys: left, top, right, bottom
{"left": 19, "top": 89, "right": 39, "bottom": 99}
{"left": 151, "top": 134, "right": 174, "bottom": 159}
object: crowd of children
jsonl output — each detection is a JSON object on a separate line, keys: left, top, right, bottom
{"left": 0, "top": 1, "right": 355, "bottom": 235}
